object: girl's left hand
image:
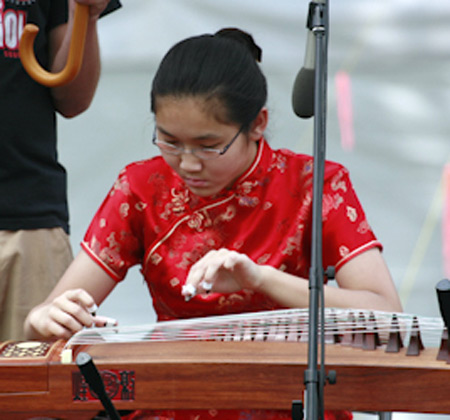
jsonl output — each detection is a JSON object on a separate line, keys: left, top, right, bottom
{"left": 182, "top": 249, "right": 263, "bottom": 299}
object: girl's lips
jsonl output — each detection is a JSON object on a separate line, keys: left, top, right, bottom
{"left": 184, "top": 177, "right": 208, "bottom": 188}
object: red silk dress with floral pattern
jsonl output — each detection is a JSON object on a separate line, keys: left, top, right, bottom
{"left": 82, "top": 139, "right": 379, "bottom": 420}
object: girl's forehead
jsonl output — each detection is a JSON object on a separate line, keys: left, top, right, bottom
{"left": 154, "top": 95, "right": 231, "bottom": 126}
{"left": 155, "top": 95, "right": 206, "bottom": 112}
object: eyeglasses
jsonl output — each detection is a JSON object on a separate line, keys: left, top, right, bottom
{"left": 152, "top": 126, "right": 244, "bottom": 160}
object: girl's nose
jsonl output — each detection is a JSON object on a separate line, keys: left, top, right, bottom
{"left": 179, "top": 151, "right": 202, "bottom": 172}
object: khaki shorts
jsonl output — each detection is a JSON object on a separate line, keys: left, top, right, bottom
{"left": 0, "top": 228, "right": 73, "bottom": 341}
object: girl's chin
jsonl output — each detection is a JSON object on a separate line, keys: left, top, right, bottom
{"left": 186, "top": 183, "right": 224, "bottom": 197}
{"left": 188, "top": 186, "right": 216, "bottom": 197}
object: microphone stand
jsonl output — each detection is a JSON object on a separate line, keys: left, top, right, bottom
{"left": 76, "top": 352, "right": 122, "bottom": 420}
{"left": 302, "top": 2, "right": 332, "bottom": 419}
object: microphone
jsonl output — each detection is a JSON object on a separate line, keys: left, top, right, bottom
{"left": 76, "top": 351, "right": 122, "bottom": 420}
{"left": 292, "top": 29, "right": 315, "bottom": 119}
{"left": 292, "top": 1, "right": 326, "bottom": 119}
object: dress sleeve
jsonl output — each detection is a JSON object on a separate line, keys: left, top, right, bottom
{"left": 81, "top": 167, "right": 144, "bottom": 281}
{"left": 321, "top": 165, "right": 382, "bottom": 272}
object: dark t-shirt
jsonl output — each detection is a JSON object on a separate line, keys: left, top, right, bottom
{"left": 0, "top": 0, "right": 121, "bottom": 233}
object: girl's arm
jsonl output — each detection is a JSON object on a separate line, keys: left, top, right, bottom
{"left": 24, "top": 249, "right": 117, "bottom": 340}
{"left": 183, "top": 247, "right": 403, "bottom": 313}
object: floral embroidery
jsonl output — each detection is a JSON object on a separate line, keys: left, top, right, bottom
{"left": 235, "top": 181, "right": 260, "bottom": 208}
{"left": 106, "top": 232, "right": 119, "bottom": 250}
{"left": 119, "top": 202, "right": 130, "bottom": 219}
{"left": 263, "top": 201, "right": 273, "bottom": 211}
{"left": 237, "top": 195, "right": 260, "bottom": 207}
{"left": 168, "top": 249, "right": 178, "bottom": 259}
{"left": 346, "top": 206, "right": 357, "bottom": 222}
{"left": 357, "top": 219, "right": 370, "bottom": 234}
{"left": 110, "top": 171, "right": 131, "bottom": 196}
{"left": 339, "top": 245, "right": 350, "bottom": 258}
{"left": 160, "top": 203, "right": 172, "bottom": 221}
{"left": 282, "top": 228, "right": 303, "bottom": 256}
{"left": 170, "top": 277, "right": 180, "bottom": 287}
{"left": 233, "top": 240, "right": 244, "bottom": 250}
{"left": 237, "top": 180, "right": 258, "bottom": 195}
{"left": 214, "top": 205, "right": 236, "bottom": 225}
{"left": 257, "top": 253, "right": 271, "bottom": 264}
{"left": 135, "top": 202, "right": 147, "bottom": 211}
{"left": 177, "top": 239, "right": 218, "bottom": 270}
{"left": 302, "top": 159, "right": 313, "bottom": 175}
{"left": 268, "top": 152, "right": 288, "bottom": 173}
{"left": 171, "top": 188, "right": 190, "bottom": 213}
{"left": 98, "top": 233, "right": 125, "bottom": 270}
{"left": 99, "top": 218, "right": 106, "bottom": 228}
{"left": 298, "top": 192, "right": 312, "bottom": 222}
{"left": 150, "top": 253, "right": 162, "bottom": 265}
{"left": 160, "top": 188, "right": 190, "bottom": 220}
{"left": 172, "top": 233, "right": 187, "bottom": 250}
{"left": 187, "top": 210, "right": 212, "bottom": 232}
{"left": 99, "top": 247, "right": 125, "bottom": 269}
{"left": 218, "top": 293, "right": 245, "bottom": 307}
{"left": 334, "top": 194, "right": 344, "bottom": 209}
{"left": 331, "top": 169, "right": 348, "bottom": 193}
{"left": 323, "top": 193, "right": 343, "bottom": 219}
{"left": 88, "top": 235, "right": 100, "bottom": 254}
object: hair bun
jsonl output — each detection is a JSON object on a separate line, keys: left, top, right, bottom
{"left": 214, "top": 27, "right": 262, "bottom": 63}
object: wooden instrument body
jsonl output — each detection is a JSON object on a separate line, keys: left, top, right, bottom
{"left": 0, "top": 338, "right": 449, "bottom": 418}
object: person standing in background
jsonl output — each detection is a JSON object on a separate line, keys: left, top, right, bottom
{"left": 0, "top": 0, "right": 121, "bottom": 341}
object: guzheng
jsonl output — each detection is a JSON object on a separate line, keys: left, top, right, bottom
{"left": 0, "top": 308, "right": 449, "bottom": 419}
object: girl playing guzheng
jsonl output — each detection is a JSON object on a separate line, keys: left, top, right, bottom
{"left": 24, "top": 28, "right": 402, "bottom": 420}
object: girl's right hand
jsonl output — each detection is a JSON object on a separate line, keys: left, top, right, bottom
{"left": 26, "top": 288, "right": 98, "bottom": 339}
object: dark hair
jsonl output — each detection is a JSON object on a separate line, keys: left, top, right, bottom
{"left": 151, "top": 28, "right": 267, "bottom": 131}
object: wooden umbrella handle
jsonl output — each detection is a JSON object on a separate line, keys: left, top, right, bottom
{"left": 19, "top": 4, "right": 89, "bottom": 87}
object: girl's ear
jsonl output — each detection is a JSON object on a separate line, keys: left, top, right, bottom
{"left": 248, "top": 107, "right": 268, "bottom": 141}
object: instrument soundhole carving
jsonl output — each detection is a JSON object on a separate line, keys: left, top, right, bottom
{"left": 0, "top": 341, "right": 51, "bottom": 358}
{"left": 72, "top": 369, "right": 136, "bottom": 402}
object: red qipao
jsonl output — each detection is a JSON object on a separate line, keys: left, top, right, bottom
{"left": 82, "top": 139, "right": 379, "bottom": 420}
